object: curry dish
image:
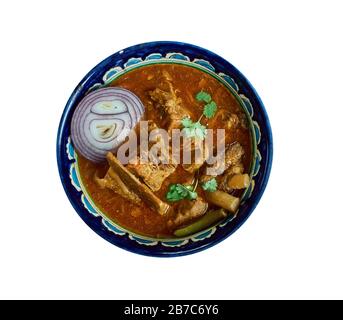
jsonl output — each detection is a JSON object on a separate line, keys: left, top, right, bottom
{"left": 75, "top": 63, "right": 252, "bottom": 237}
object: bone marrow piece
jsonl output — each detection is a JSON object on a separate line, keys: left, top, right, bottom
{"left": 95, "top": 168, "right": 141, "bottom": 205}
{"left": 169, "top": 197, "right": 208, "bottom": 228}
{"left": 106, "top": 152, "right": 170, "bottom": 215}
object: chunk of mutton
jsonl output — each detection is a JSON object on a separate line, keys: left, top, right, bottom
{"left": 106, "top": 152, "right": 170, "bottom": 215}
{"left": 127, "top": 161, "right": 177, "bottom": 192}
{"left": 200, "top": 141, "right": 246, "bottom": 197}
{"left": 168, "top": 197, "right": 208, "bottom": 228}
{"left": 94, "top": 167, "right": 141, "bottom": 205}
{"left": 149, "top": 82, "right": 189, "bottom": 132}
{"left": 201, "top": 141, "right": 245, "bottom": 179}
{"left": 218, "top": 142, "right": 246, "bottom": 192}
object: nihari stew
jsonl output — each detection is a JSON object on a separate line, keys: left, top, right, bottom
{"left": 73, "top": 64, "right": 252, "bottom": 238}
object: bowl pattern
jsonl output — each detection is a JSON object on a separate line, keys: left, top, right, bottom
{"left": 57, "top": 42, "right": 272, "bottom": 257}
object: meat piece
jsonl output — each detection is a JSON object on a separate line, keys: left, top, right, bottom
{"left": 200, "top": 142, "right": 245, "bottom": 191}
{"left": 106, "top": 152, "right": 170, "bottom": 215}
{"left": 94, "top": 168, "right": 141, "bottom": 205}
{"left": 182, "top": 137, "right": 209, "bottom": 173}
{"left": 224, "top": 142, "right": 244, "bottom": 168}
{"left": 149, "top": 83, "right": 189, "bottom": 131}
{"left": 129, "top": 119, "right": 177, "bottom": 191}
{"left": 169, "top": 198, "right": 208, "bottom": 228}
{"left": 205, "top": 142, "right": 244, "bottom": 177}
{"left": 218, "top": 163, "right": 244, "bottom": 192}
{"left": 127, "top": 162, "right": 176, "bottom": 192}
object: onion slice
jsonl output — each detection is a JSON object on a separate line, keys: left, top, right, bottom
{"left": 71, "top": 87, "right": 144, "bottom": 162}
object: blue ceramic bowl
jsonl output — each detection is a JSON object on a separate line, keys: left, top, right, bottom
{"left": 57, "top": 41, "right": 273, "bottom": 257}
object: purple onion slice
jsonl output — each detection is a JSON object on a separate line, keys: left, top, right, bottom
{"left": 71, "top": 87, "right": 144, "bottom": 163}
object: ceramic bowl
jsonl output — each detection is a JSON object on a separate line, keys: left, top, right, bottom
{"left": 56, "top": 41, "right": 273, "bottom": 257}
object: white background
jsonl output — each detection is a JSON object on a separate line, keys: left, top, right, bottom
{"left": 0, "top": 0, "right": 342, "bottom": 300}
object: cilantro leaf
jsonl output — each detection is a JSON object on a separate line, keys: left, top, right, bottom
{"left": 166, "top": 184, "right": 186, "bottom": 202}
{"left": 181, "top": 117, "right": 207, "bottom": 140}
{"left": 202, "top": 178, "right": 218, "bottom": 192}
{"left": 193, "top": 123, "right": 207, "bottom": 140}
{"left": 181, "top": 117, "right": 193, "bottom": 127}
{"left": 196, "top": 91, "right": 212, "bottom": 103}
{"left": 166, "top": 183, "right": 198, "bottom": 202}
{"left": 203, "top": 101, "right": 217, "bottom": 119}
{"left": 185, "top": 190, "right": 198, "bottom": 200}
